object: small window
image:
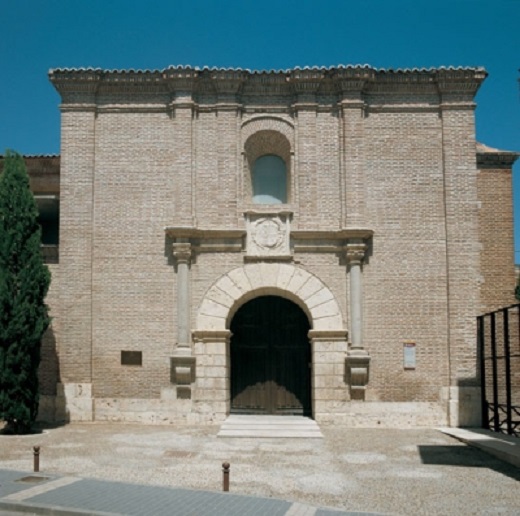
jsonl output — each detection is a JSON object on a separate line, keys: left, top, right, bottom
{"left": 35, "top": 195, "right": 59, "bottom": 245}
{"left": 252, "top": 155, "right": 287, "bottom": 204}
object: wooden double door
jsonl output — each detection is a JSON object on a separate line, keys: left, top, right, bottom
{"left": 230, "top": 296, "right": 311, "bottom": 416}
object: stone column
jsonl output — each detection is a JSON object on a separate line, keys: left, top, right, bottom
{"left": 171, "top": 241, "right": 195, "bottom": 398}
{"left": 173, "top": 242, "right": 191, "bottom": 350}
{"left": 345, "top": 239, "right": 371, "bottom": 400}
{"left": 346, "top": 240, "right": 365, "bottom": 349}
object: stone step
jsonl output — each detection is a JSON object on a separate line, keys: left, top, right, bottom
{"left": 218, "top": 415, "right": 323, "bottom": 438}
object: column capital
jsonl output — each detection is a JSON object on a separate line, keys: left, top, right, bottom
{"left": 345, "top": 240, "right": 367, "bottom": 266}
{"left": 172, "top": 242, "right": 192, "bottom": 264}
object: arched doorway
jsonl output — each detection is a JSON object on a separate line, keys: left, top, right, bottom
{"left": 230, "top": 295, "right": 311, "bottom": 416}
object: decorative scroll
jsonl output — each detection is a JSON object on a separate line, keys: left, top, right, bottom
{"left": 345, "top": 351, "right": 371, "bottom": 401}
{"left": 170, "top": 356, "right": 196, "bottom": 399}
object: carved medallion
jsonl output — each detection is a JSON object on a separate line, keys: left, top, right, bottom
{"left": 245, "top": 211, "right": 292, "bottom": 259}
{"left": 253, "top": 218, "right": 284, "bottom": 250}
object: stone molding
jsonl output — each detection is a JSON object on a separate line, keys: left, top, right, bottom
{"left": 308, "top": 329, "right": 348, "bottom": 341}
{"left": 192, "top": 329, "right": 232, "bottom": 342}
{"left": 165, "top": 226, "right": 373, "bottom": 255}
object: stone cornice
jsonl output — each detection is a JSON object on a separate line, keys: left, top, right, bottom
{"left": 165, "top": 226, "right": 245, "bottom": 239}
{"left": 477, "top": 150, "right": 519, "bottom": 168}
{"left": 165, "top": 226, "right": 373, "bottom": 240}
{"left": 50, "top": 66, "right": 487, "bottom": 102}
{"left": 292, "top": 228, "right": 374, "bottom": 240}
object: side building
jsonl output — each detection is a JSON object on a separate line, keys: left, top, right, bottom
{"left": 3, "top": 65, "right": 518, "bottom": 427}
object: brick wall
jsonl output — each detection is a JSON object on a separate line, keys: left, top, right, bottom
{"left": 45, "top": 66, "right": 512, "bottom": 426}
{"left": 477, "top": 163, "right": 516, "bottom": 313}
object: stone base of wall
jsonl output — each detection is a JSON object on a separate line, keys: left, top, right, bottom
{"left": 55, "top": 383, "right": 94, "bottom": 422}
{"left": 93, "top": 388, "right": 228, "bottom": 425}
{"left": 443, "top": 386, "right": 481, "bottom": 428}
{"left": 315, "top": 401, "right": 448, "bottom": 428}
{"left": 38, "top": 386, "right": 482, "bottom": 429}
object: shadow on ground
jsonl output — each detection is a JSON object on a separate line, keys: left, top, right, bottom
{"left": 418, "top": 445, "right": 520, "bottom": 481}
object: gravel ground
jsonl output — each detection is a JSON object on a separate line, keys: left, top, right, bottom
{"left": 0, "top": 422, "right": 519, "bottom": 515}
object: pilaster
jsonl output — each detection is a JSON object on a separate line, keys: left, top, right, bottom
{"left": 309, "top": 330, "right": 349, "bottom": 416}
{"left": 336, "top": 69, "right": 370, "bottom": 228}
{"left": 438, "top": 72, "right": 485, "bottom": 399}
{"left": 214, "top": 72, "right": 243, "bottom": 226}
{"left": 54, "top": 81, "right": 97, "bottom": 420}
{"left": 165, "top": 69, "right": 197, "bottom": 226}
{"left": 292, "top": 70, "right": 320, "bottom": 227}
{"left": 192, "top": 330, "right": 231, "bottom": 418}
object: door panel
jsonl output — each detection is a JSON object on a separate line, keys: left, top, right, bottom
{"left": 230, "top": 296, "right": 311, "bottom": 415}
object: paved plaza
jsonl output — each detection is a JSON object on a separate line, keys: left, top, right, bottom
{"left": 0, "top": 422, "right": 519, "bottom": 515}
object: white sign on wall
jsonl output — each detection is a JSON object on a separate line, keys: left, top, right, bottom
{"left": 403, "top": 341, "right": 416, "bottom": 370}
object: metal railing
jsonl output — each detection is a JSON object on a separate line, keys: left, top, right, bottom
{"left": 478, "top": 304, "right": 520, "bottom": 437}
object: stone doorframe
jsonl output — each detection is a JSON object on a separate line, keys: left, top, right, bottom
{"left": 192, "top": 263, "right": 348, "bottom": 420}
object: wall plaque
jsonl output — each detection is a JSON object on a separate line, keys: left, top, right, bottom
{"left": 121, "top": 351, "right": 142, "bottom": 366}
{"left": 403, "top": 342, "right": 416, "bottom": 370}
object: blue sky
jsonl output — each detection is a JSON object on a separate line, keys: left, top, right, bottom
{"left": 1, "top": 0, "right": 519, "bottom": 253}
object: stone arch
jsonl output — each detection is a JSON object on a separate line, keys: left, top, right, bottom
{"left": 241, "top": 115, "right": 294, "bottom": 148}
{"left": 196, "top": 263, "right": 345, "bottom": 332}
{"left": 244, "top": 130, "right": 291, "bottom": 166}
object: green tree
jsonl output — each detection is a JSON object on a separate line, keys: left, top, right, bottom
{"left": 0, "top": 150, "right": 51, "bottom": 434}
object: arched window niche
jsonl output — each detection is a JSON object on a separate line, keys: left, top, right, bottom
{"left": 243, "top": 129, "right": 292, "bottom": 206}
{"left": 252, "top": 155, "right": 287, "bottom": 204}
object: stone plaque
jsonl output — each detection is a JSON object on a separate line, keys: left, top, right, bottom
{"left": 245, "top": 211, "right": 291, "bottom": 259}
{"left": 121, "top": 350, "right": 142, "bottom": 366}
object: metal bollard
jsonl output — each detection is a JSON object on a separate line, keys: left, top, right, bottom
{"left": 33, "top": 446, "right": 40, "bottom": 473}
{"left": 222, "top": 462, "right": 230, "bottom": 492}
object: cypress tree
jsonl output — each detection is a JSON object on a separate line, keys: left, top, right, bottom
{"left": 0, "top": 150, "right": 51, "bottom": 434}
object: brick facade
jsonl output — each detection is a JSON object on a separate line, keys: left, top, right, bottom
{"left": 11, "top": 65, "right": 518, "bottom": 427}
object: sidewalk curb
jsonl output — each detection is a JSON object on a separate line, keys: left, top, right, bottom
{"left": 439, "top": 427, "right": 520, "bottom": 469}
{"left": 0, "top": 498, "right": 118, "bottom": 515}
